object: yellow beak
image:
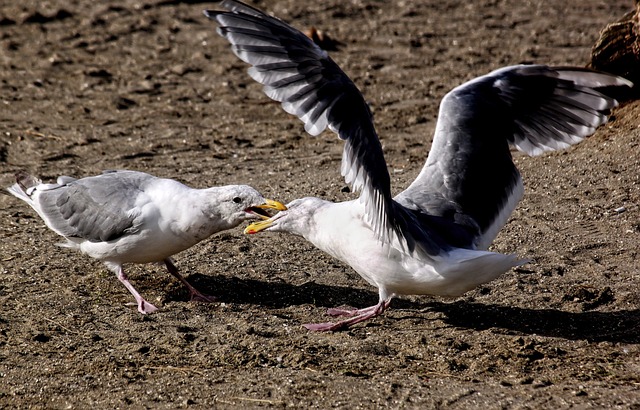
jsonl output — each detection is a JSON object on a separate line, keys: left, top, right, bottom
{"left": 255, "top": 199, "right": 287, "bottom": 212}
{"left": 244, "top": 218, "right": 275, "bottom": 234}
{"left": 245, "top": 199, "right": 286, "bottom": 224}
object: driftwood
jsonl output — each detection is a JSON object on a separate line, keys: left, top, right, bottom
{"left": 590, "top": 0, "right": 640, "bottom": 99}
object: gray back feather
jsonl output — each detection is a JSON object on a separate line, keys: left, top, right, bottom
{"left": 36, "top": 170, "right": 153, "bottom": 242}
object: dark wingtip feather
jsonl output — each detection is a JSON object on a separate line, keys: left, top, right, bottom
{"left": 15, "top": 170, "right": 40, "bottom": 192}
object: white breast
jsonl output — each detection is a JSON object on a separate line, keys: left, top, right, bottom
{"left": 305, "top": 200, "right": 522, "bottom": 299}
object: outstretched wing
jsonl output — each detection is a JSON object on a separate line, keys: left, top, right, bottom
{"left": 206, "top": 1, "right": 430, "bottom": 253}
{"left": 396, "top": 65, "right": 632, "bottom": 250}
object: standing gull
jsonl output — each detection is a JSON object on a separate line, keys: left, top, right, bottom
{"left": 7, "top": 170, "right": 286, "bottom": 314}
{"left": 205, "top": 1, "right": 633, "bottom": 331}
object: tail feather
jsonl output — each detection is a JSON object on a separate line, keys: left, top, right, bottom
{"left": 6, "top": 171, "right": 41, "bottom": 203}
{"left": 435, "top": 248, "right": 526, "bottom": 296}
{"left": 15, "top": 171, "right": 41, "bottom": 193}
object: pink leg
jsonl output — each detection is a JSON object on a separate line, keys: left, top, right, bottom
{"left": 326, "top": 304, "right": 381, "bottom": 317}
{"left": 164, "top": 259, "right": 216, "bottom": 303}
{"left": 115, "top": 265, "right": 158, "bottom": 314}
{"left": 304, "top": 299, "right": 392, "bottom": 332}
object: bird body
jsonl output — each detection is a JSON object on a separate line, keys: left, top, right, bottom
{"left": 209, "top": 0, "right": 633, "bottom": 330}
{"left": 249, "top": 197, "right": 522, "bottom": 299}
{"left": 8, "top": 170, "right": 285, "bottom": 313}
{"left": 63, "top": 178, "right": 255, "bottom": 264}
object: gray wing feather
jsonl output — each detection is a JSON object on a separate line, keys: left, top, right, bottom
{"left": 206, "top": 1, "right": 433, "bottom": 254}
{"left": 397, "top": 65, "right": 632, "bottom": 245}
{"left": 37, "top": 170, "right": 152, "bottom": 242}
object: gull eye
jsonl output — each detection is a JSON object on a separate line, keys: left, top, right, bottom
{"left": 232, "top": 196, "right": 242, "bottom": 204}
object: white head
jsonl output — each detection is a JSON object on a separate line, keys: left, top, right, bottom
{"left": 202, "top": 185, "right": 287, "bottom": 230}
{"left": 244, "top": 196, "right": 329, "bottom": 236}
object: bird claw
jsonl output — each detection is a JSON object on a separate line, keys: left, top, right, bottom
{"left": 306, "top": 300, "right": 392, "bottom": 331}
{"left": 326, "top": 307, "right": 359, "bottom": 317}
{"left": 138, "top": 300, "right": 159, "bottom": 314}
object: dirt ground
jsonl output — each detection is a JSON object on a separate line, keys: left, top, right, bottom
{"left": 1, "top": 0, "right": 640, "bottom": 408}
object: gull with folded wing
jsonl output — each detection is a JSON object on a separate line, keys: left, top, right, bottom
{"left": 7, "top": 169, "right": 286, "bottom": 314}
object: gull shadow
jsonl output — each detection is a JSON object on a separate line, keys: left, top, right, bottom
{"left": 426, "top": 300, "right": 640, "bottom": 344}
{"left": 166, "top": 275, "right": 640, "bottom": 343}
{"left": 165, "top": 273, "right": 424, "bottom": 311}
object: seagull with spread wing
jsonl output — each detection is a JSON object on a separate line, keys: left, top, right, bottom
{"left": 205, "top": 1, "right": 632, "bottom": 331}
{"left": 7, "top": 170, "right": 286, "bottom": 314}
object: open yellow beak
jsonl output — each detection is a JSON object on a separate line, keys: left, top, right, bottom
{"left": 245, "top": 199, "right": 286, "bottom": 222}
{"left": 255, "top": 199, "right": 287, "bottom": 213}
{"left": 244, "top": 218, "right": 275, "bottom": 234}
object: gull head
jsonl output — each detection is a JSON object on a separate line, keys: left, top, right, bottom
{"left": 204, "top": 185, "right": 286, "bottom": 228}
{"left": 244, "top": 197, "right": 327, "bottom": 236}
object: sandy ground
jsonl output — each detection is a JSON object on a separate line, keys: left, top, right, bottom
{"left": 1, "top": 0, "right": 640, "bottom": 408}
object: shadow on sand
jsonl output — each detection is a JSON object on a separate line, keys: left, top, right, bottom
{"left": 426, "top": 300, "right": 640, "bottom": 344}
{"left": 168, "top": 273, "right": 640, "bottom": 343}
{"left": 165, "top": 273, "right": 422, "bottom": 311}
